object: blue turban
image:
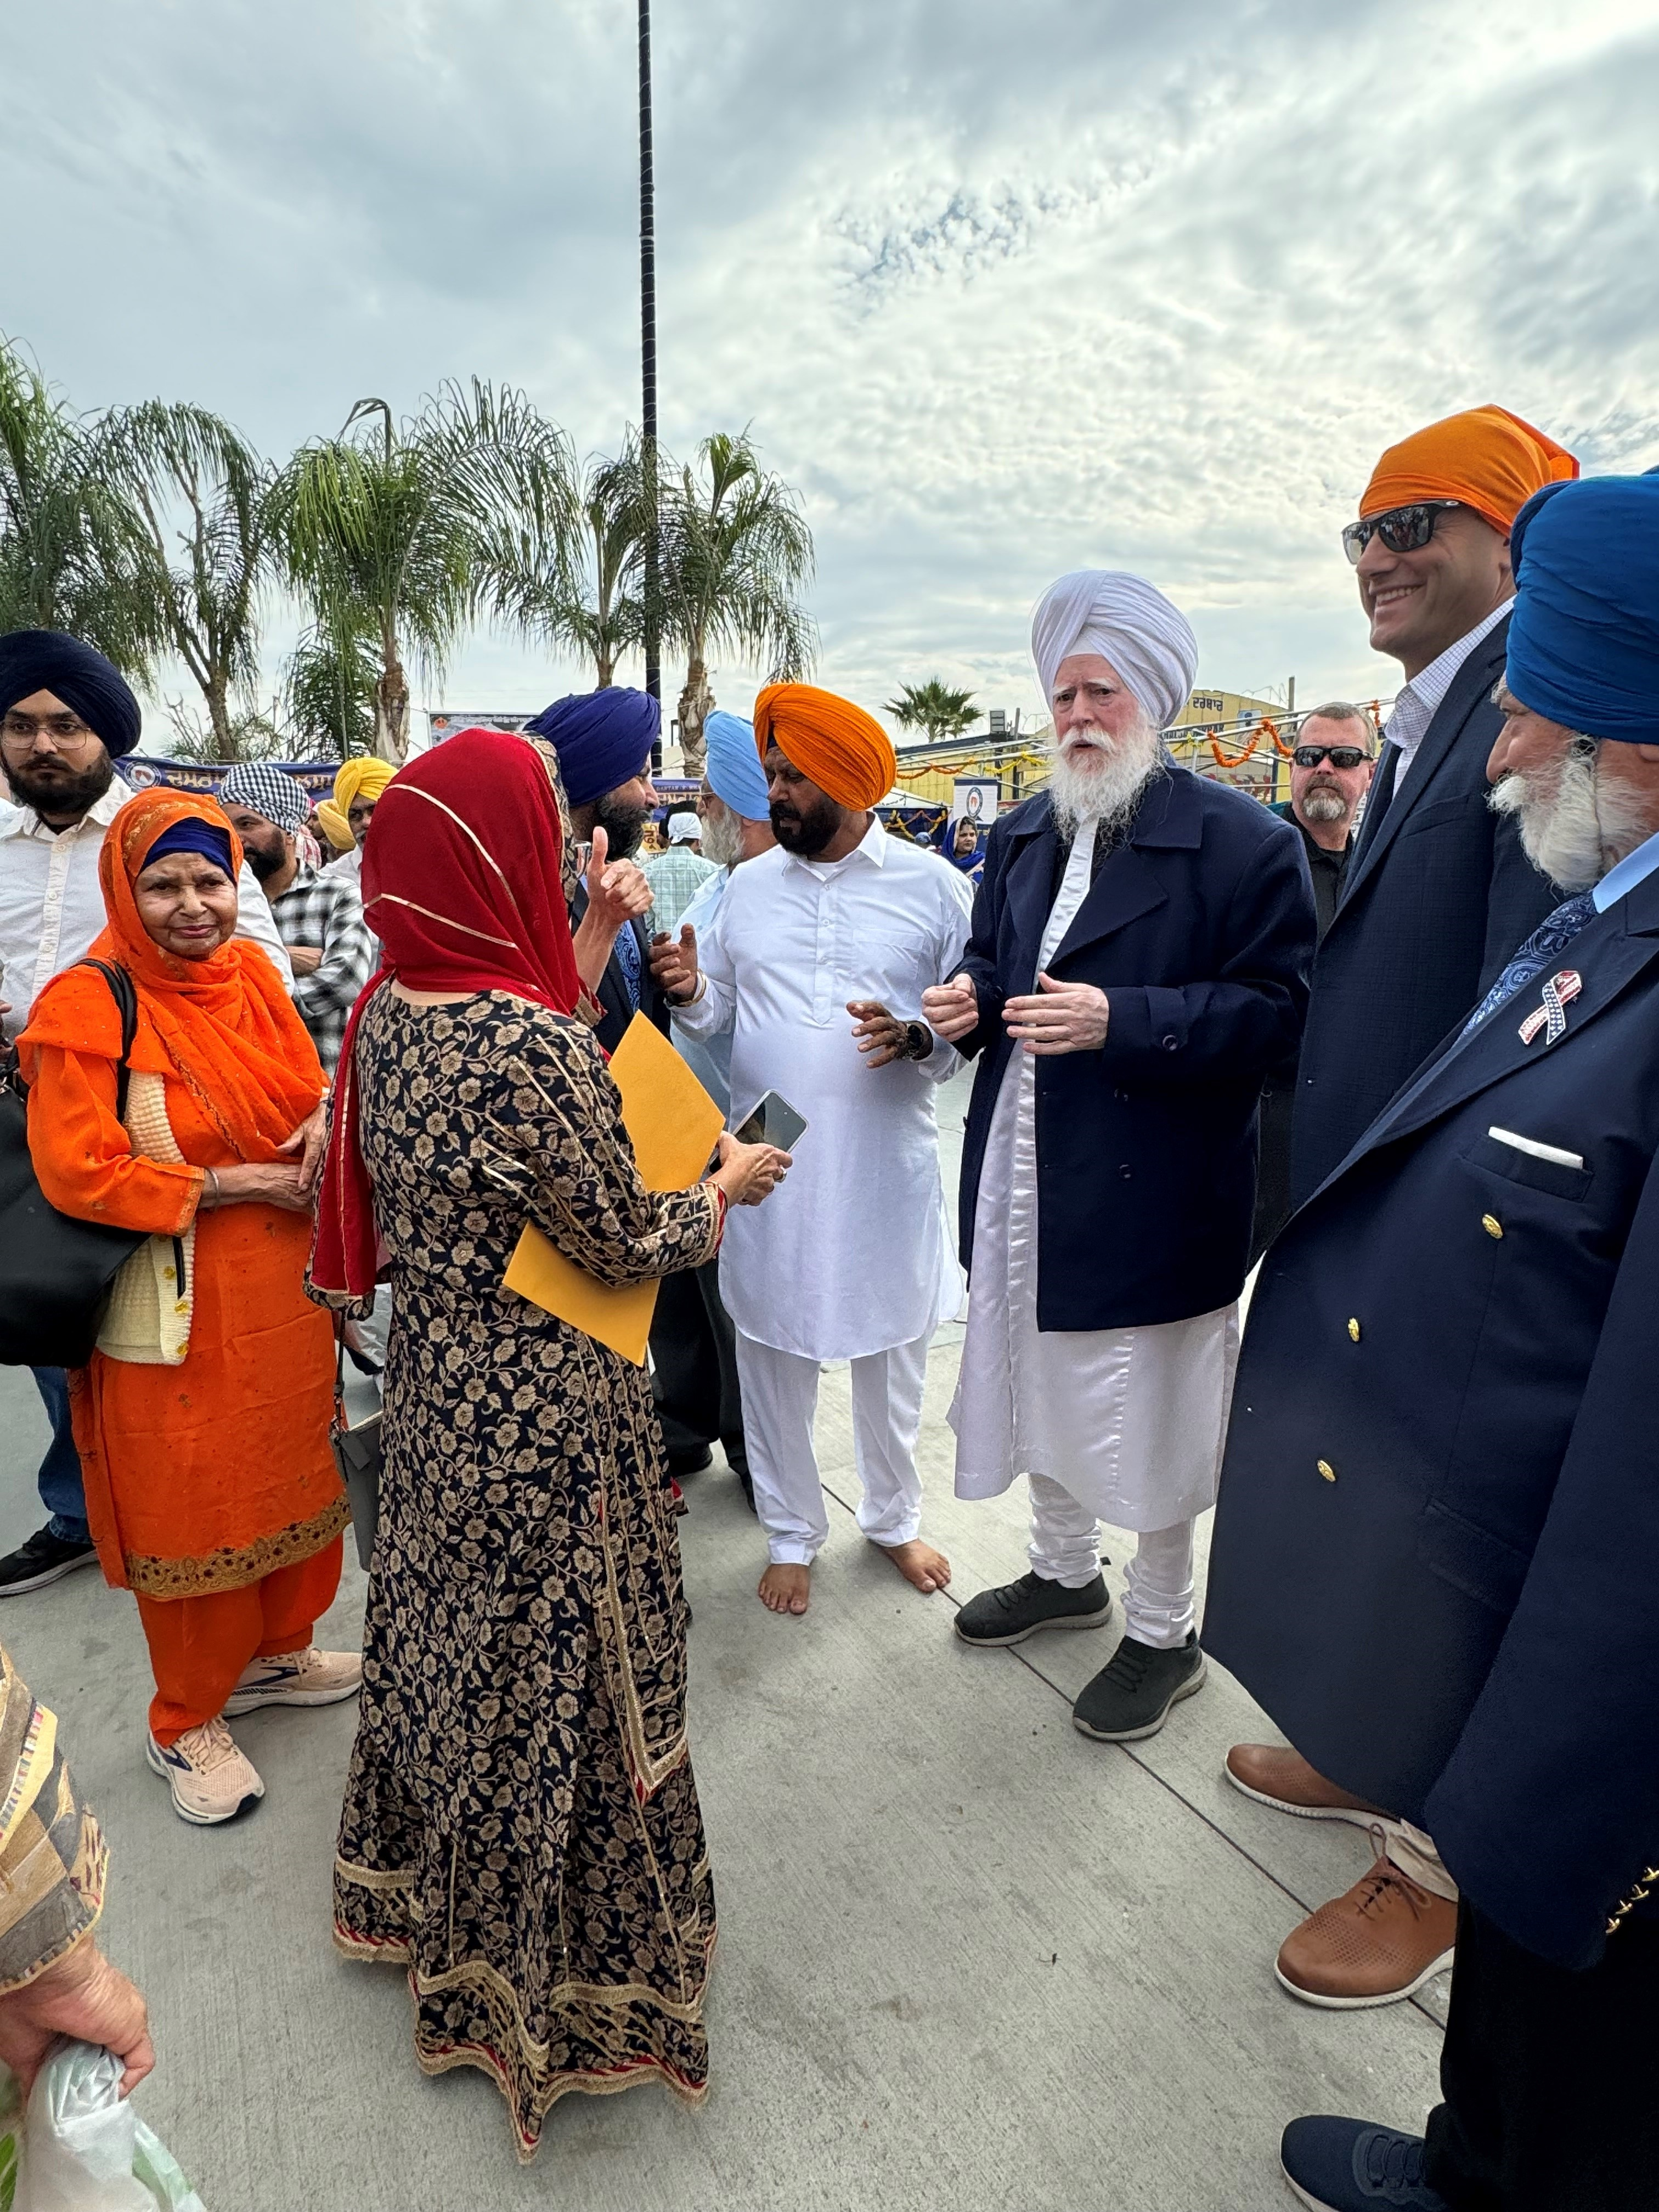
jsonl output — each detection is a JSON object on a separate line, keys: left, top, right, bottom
{"left": 142, "top": 819, "right": 235, "bottom": 874}
{"left": 0, "top": 629, "right": 142, "bottom": 758}
{"left": 703, "top": 710, "right": 771, "bottom": 820}
{"left": 1506, "top": 475, "right": 1659, "bottom": 746}
{"left": 524, "top": 687, "right": 659, "bottom": 810}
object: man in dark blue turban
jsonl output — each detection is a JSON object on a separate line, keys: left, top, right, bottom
{"left": 1206, "top": 477, "right": 1659, "bottom": 2212}
{"left": 524, "top": 689, "right": 663, "bottom": 1054}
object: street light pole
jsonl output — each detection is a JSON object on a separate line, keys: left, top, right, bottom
{"left": 638, "top": 0, "right": 662, "bottom": 769}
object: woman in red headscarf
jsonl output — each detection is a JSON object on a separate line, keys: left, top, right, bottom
{"left": 309, "top": 728, "right": 786, "bottom": 2159}
{"left": 18, "top": 789, "right": 357, "bottom": 1828}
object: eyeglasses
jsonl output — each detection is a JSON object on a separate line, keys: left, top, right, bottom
{"left": 1341, "top": 500, "right": 1462, "bottom": 566}
{"left": 1293, "top": 744, "right": 1371, "bottom": 770}
{"left": 1, "top": 710, "right": 98, "bottom": 752}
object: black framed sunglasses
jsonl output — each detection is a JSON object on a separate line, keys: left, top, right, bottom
{"left": 1293, "top": 744, "right": 1370, "bottom": 770}
{"left": 1341, "top": 499, "right": 1462, "bottom": 565}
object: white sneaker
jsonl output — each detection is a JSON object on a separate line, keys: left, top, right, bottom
{"left": 146, "top": 1718, "right": 264, "bottom": 1826}
{"left": 223, "top": 1645, "right": 363, "bottom": 1716}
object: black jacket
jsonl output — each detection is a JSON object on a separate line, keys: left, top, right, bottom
{"left": 1290, "top": 613, "right": 1557, "bottom": 1203}
{"left": 567, "top": 883, "right": 667, "bottom": 1054}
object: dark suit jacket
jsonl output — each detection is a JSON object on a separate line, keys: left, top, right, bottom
{"left": 567, "top": 883, "right": 666, "bottom": 1054}
{"left": 1205, "top": 871, "right": 1659, "bottom": 1968}
{"left": 1290, "top": 612, "right": 1558, "bottom": 1203}
{"left": 955, "top": 768, "right": 1316, "bottom": 1329}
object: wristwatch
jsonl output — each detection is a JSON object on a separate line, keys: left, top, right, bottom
{"left": 901, "top": 1020, "right": 933, "bottom": 1062}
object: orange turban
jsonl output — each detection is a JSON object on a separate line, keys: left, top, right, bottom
{"left": 753, "top": 684, "right": 896, "bottom": 811}
{"left": 1360, "top": 405, "right": 1578, "bottom": 537}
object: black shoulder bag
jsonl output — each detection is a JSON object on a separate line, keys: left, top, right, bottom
{"left": 0, "top": 960, "right": 148, "bottom": 1368}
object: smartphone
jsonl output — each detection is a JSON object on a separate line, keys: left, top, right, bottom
{"left": 732, "top": 1091, "right": 809, "bottom": 1152}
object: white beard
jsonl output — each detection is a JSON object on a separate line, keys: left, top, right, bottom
{"left": 1046, "top": 716, "right": 1164, "bottom": 839}
{"left": 1489, "top": 742, "right": 1649, "bottom": 893}
{"left": 698, "top": 800, "right": 743, "bottom": 868}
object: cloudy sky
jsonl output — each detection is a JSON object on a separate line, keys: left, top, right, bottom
{"left": 9, "top": 0, "right": 1659, "bottom": 741}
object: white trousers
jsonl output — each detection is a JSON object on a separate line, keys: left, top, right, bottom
{"left": 735, "top": 1330, "right": 930, "bottom": 1566}
{"left": 1027, "top": 1471, "right": 1197, "bottom": 1651}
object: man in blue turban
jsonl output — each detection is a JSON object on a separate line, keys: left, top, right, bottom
{"left": 647, "top": 710, "right": 778, "bottom": 1504}
{"left": 1206, "top": 472, "right": 1659, "bottom": 2212}
{"left": 525, "top": 688, "right": 662, "bottom": 1053}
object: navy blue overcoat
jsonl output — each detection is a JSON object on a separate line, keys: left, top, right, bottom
{"left": 955, "top": 767, "right": 1316, "bottom": 1330}
{"left": 1206, "top": 870, "right": 1659, "bottom": 1969}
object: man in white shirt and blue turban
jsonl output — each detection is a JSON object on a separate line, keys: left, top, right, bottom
{"left": 924, "top": 569, "right": 1317, "bottom": 1741}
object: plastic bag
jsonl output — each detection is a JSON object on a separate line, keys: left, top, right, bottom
{"left": 0, "top": 2044, "right": 205, "bottom": 2211}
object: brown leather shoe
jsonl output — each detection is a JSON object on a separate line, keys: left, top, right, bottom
{"left": 1275, "top": 1837, "right": 1458, "bottom": 2007}
{"left": 1224, "top": 1742, "right": 1389, "bottom": 1828}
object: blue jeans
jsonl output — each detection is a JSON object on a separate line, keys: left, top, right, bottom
{"left": 29, "top": 1369, "right": 89, "bottom": 1545}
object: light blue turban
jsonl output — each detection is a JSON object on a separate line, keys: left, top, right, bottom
{"left": 703, "top": 710, "right": 771, "bottom": 820}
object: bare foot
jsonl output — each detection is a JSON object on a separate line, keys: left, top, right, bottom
{"left": 876, "top": 1538, "right": 951, "bottom": 1594}
{"left": 759, "top": 1562, "right": 811, "bottom": 1615}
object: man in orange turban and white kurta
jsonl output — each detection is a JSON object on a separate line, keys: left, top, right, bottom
{"left": 652, "top": 685, "right": 973, "bottom": 1614}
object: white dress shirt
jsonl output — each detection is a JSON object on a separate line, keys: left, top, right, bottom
{"left": 676, "top": 817, "right": 974, "bottom": 1361}
{"left": 669, "top": 865, "right": 735, "bottom": 1113}
{"left": 1380, "top": 597, "right": 1511, "bottom": 792}
{"left": 0, "top": 776, "right": 293, "bottom": 1041}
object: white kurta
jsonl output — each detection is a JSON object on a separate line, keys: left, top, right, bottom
{"left": 676, "top": 819, "right": 974, "bottom": 1361}
{"left": 950, "top": 829, "right": 1239, "bottom": 1533}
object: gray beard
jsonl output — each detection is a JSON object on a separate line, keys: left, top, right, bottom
{"left": 1488, "top": 742, "right": 1649, "bottom": 893}
{"left": 1300, "top": 786, "right": 1349, "bottom": 826}
{"left": 698, "top": 804, "right": 743, "bottom": 868}
{"left": 1046, "top": 721, "right": 1164, "bottom": 840}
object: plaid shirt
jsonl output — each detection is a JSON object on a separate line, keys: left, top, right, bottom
{"left": 644, "top": 846, "right": 719, "bottom": 936}
{"left": 269, "top": 861, "right": 375, "bottom": 1073}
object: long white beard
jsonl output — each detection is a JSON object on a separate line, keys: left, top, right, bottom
{"left": 1046, "top": 716, "right": 1164, "bottom": 839}
{"left": 1489, "top": 742, "right": 1649, "bottom": 893}
{"left": 698, "top": 800, "right": 743, "bottom": 868}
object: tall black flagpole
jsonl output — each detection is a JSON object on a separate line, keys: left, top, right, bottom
{"left": 639, "top": 0, "right": 662, "bottom": 769}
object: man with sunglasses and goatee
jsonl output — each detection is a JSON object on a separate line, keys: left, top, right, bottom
{"left": 1227, "top": 410, "right": 1578, "bottom": 2015}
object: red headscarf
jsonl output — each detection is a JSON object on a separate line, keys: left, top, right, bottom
{"left": 310, "top": 730, "right": 584, "bottom": 1296}
{"left": 19, "top": 788, "right": 325, "bottom": 1156}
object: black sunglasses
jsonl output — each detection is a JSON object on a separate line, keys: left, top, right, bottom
{"left": 1293, "top": 744, "right": 1370, "bottom": 770}
{"left": 1341, "top": 499, "right": 1462, "bottom": 565}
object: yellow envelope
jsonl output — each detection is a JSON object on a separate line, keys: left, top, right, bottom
{"left": 504, "top": 1014, "right": 727, "bottom": 1364}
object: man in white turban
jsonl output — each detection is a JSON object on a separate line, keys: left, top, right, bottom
{"left": 923, "top": 570, "right": 1317, "bottom": 1742}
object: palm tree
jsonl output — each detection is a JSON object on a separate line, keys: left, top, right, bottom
{"left": 885, "top": 679, "right": 980, "bottom": 746}
{"left": 99, "top": 400, "right": 274, "bottom": 759}
{"left": 658, "top": 431, "right": 815, "bottom": 775}
{"left": 277, "top": 380, "right": 573, "bottom": 764}
{"left": 0, "top": 338, "right": 148, "bottom": 670}
{"left": 489, "top": 437, "right": 640, "bottom": 690}
{"left": 284, "top": 620, "right": 380, "bottom": 759}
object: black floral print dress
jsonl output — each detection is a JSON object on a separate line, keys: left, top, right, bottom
{"left": 332, "top": 990, "right": 724, "bottom": 2158}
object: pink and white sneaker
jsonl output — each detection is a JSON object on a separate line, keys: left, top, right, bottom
{"left": 223, "top": 1645, "right": 363, "bottom": 1716}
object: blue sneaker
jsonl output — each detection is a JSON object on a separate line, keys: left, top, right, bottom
{"left": 1280, "top": 2117, "right": 1449, "bottom": 2210}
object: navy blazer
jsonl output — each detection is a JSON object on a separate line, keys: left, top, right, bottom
{"left": 567, "top": 883, "right": 665, "bottom": 1054}
{"left": 1205, "top": 872, "right": 1659, "bottom": 1969}
{"left": 1290, "top": 613, "right": 1558, "bottom": 1202}
{"left": 955, "top": 768, "right": 1316, "bottom": 1329}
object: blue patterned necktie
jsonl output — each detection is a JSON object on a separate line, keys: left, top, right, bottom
{"left": 1462, "top": 891, "right": 1598, "bottom": 1033}
{"left": 613, "top": 916, "right": 642, "bottom": 1014}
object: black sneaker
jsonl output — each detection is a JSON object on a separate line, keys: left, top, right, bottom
{"left": 955, "top": 1570, "right": 1112, "bottom": 1647}
{"left": 1279, "top": 2117, "right": 1448, "bottom": 2210}
{"left": 0, "top": 1525, "right": 99, "bottom": 1596}
{"left": 1072, "top": 1630, "right": 1206, "bottom": 1741}
{"left": 667, "top": 1445, "right": 714, "bottom": 1479}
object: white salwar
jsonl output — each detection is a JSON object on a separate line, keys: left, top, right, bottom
{"left": 949, "top": 828, "right": 1240, "bottom": 1647}
{"left": 677, "top": 819, "right": 973, "bottom": 1564}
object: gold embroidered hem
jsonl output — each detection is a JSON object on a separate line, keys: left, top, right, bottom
{"left": 124, "top": 1492, "right": 350, "bottom": 1599}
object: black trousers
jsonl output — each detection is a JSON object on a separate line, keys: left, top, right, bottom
{"left": 1424, "top": 1899, "right": 1659, "bottom": 2211}
{"left": 650, "top": 1257, "right": 748, "bottom": 1482}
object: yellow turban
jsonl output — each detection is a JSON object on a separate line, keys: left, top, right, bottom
{"left": 333, "top": 755, "right": 396, "bottom": 814}
{"left": 1361, "top": 406, "right": 1578, "bottom": 537}
{"left": 753, "top": 684, "right": 896, "bottom": 811}
{"left": 314, "top": 800, "right": 356, "bottom": 853}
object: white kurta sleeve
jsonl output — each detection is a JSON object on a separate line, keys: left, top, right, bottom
{"left": 671, "top": 892, "right": 737, "bottom": 1041}
{"left": 915, "top": 864, "right": 975, "bottom": 1084}
{"left": 233, "top": 862, "right": 295, "bottom": 989}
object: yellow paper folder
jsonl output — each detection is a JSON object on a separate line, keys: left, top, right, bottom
{"left": 504, "top": 1013, "right": 726, "bottom": 1364}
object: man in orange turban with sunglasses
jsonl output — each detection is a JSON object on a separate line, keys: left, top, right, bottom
{"left": 1226, "top": 405, "right": 1579, "bottom": 2015}
{"left": 653, "top": 684, "right": 973, "bottom": 1618}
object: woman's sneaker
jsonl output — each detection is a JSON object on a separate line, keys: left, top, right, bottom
{"left": 224, "top": 1646, "right": 363, "bottom": 1715}
{"left": 146, "top": 1719, "right": 264, "bottom": 1826}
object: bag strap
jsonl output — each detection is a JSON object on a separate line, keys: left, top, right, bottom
{"left": 78, "top": 960, "right": 138, "bottom": 1122}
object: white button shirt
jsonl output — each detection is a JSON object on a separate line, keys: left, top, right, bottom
{"left": 676, "top": 818, "right": 974, "bottom": 1361}
{"left": 0, "top": 777, "right": 294, "bottom": 1042}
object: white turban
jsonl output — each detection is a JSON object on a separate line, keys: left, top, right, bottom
{"left": 1031, "top": 569, "right": 1199, "bottom": 733}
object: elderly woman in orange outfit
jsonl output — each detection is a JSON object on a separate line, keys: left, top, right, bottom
{"left": 19, "top": 788, "right": 358, "bottom": 1827}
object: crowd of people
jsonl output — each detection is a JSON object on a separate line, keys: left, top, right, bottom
{"left": 0, "top": 402, "right": 1652, "bottom": 2210}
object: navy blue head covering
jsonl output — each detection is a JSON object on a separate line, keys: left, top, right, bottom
{"left": 1506, "top": 476, "right": 1659, "bottom": 746}
{"left": 523, "top": 688, "right": 659, "bottom": 810}
{"left": 142, "top": 819, "right": 235, "bottom": 874}
{"left": 0, "top": 629, "right": 142, "bottom": 757}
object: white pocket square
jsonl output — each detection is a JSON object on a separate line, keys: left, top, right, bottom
{"left": 1487, "top": 1125, "right": 1585, "bottom": 1171}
